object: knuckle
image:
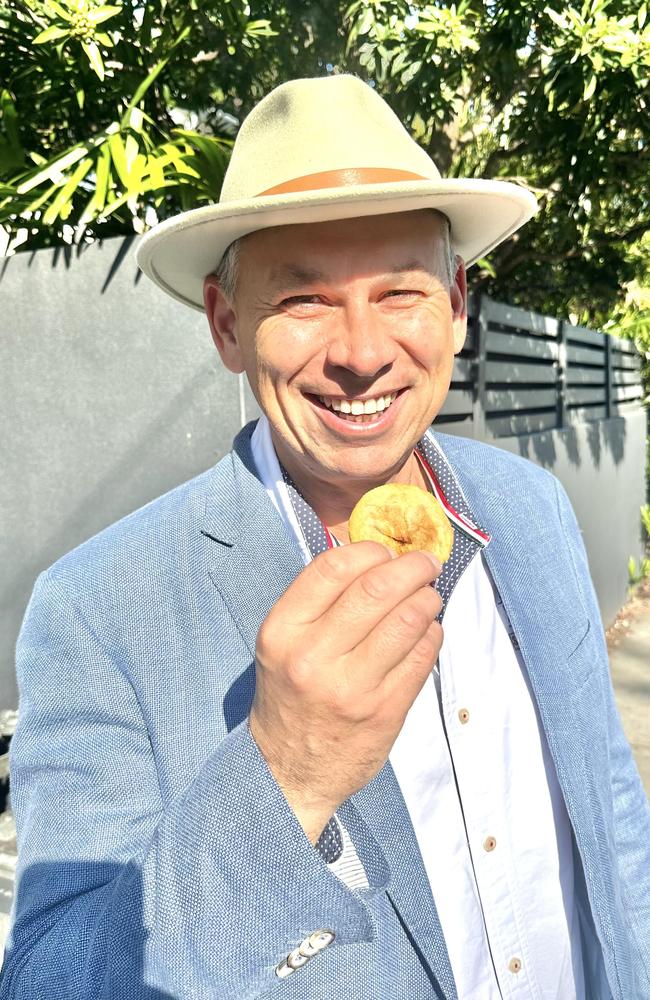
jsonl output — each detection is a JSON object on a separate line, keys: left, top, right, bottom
{"left": 311, "top": 547, "right": 350, "bottom": 585}
{"left": 284, "top": 653, "right": 312, "bottom": 690}
{"left": 412, "top": 630, "right": 440, "bottom": 664}
{"left": 395, "top": 602, "right": 431, "bottom": 634}
{"left": 358, "top": 569, "right": 391, "bottom": 604}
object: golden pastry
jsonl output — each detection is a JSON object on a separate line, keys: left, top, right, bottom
{"left": 348, "top": 483, "right": 454, "bottom": 562}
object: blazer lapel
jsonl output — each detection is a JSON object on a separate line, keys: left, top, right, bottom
{"left": 200, "top": 422, "right": 305, "bottom": 660}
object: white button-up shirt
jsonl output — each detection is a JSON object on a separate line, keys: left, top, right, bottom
{"left": 251, "top": 414, "right": 586, "bottom": 1000}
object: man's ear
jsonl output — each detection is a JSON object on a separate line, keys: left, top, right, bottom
{"left": 203, "top": 275, "right": 245, "bottom": 374}
{"left": 450, "top": 256, "right": 468, "bottom": 354}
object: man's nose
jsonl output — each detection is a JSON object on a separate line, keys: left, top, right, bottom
{"left": 325, "top": 302, "right": 397, "bottom": 377}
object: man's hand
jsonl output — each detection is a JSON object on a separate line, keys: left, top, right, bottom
{"left": 248, "top": 541, "right": 443, "bottom": 844}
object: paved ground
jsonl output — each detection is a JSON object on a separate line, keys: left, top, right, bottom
{"left": 0, "top": 584, "right": 648, "bottom": 967}
{"left": 606, "top": 577, "right": 650, "bottom": 795}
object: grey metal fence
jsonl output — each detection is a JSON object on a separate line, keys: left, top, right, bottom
{"left": 440, "top": 297, "right": 644, "bottom": 438}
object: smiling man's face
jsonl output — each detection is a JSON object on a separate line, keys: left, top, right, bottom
{"left": 204, "top": 209, "right": 467, "bottom": 500}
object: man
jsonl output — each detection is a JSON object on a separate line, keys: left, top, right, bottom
{"left": 1, "top": 75, "right": 649, "bottom": 1000}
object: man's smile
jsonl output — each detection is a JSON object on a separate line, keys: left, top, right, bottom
{"left": 302, "top": 387, "right": 408, "bottom": 433}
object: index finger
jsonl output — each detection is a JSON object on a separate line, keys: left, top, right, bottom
{"left": 277, "top": 541, "right": 396, "bottom": 627}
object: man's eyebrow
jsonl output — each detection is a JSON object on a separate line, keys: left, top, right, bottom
{"left": 268, "top": 263, "right": 328, "bottom": 287}
{"left": 389, "top": 257, "right": 432, "bottom": 274}
{"left": 267, "top": 257, "right": 432, "bottom": 288}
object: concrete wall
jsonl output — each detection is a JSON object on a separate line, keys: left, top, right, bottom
{"left": 1, "top": 237, "right": 646, "bottom": 711}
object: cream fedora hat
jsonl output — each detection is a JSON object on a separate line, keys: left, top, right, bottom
{"left": 136, "top": 74, "right": 538, "bottom": 311}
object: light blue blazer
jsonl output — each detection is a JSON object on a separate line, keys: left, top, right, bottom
{"left": 1, "top": 422, "right": 649, "bottom": 1000}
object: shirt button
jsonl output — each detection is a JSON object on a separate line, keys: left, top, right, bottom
{"left": 508, "top": 957, "right": 523, "bottom": 974}
{"left": 458, "top": 708, "right": 470, "bottom": 724}
{"left": 483, "top": 836, "right": 497, "bottom": 852}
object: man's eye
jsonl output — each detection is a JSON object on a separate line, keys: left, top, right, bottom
{"left": 280, "top": 295, "right": 322, "bottom": 307}
{"left": 383, "top": 289, "right": 421, "bottom": 299}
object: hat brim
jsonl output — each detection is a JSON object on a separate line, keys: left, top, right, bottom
{"left": 136, "top": 179, "right": 538, "bottom": 312}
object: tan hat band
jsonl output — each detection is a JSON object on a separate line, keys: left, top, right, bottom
{"left": 258, "top": 167, "right": 428, "bottom": 196}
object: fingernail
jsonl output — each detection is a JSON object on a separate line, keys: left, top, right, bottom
{"left": 421, "top": 551, "right": 442, "bottom": 573}
{"left": 384, "top": 545, "right": 398, "bottom": 559}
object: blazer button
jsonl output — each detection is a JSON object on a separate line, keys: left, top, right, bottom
{"left": 287, "top": 947, "right": 310, "bottom": 970}
{"left": 275, "top": 959, "right": 294, "bottom": 979}
{"left": 308, "top": 929, "right": 336, "bottom": 951}
{"left": 298, "top": 936, "right": 320, "bottom": 958}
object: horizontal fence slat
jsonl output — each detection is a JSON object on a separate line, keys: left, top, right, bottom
{"left": 485, "top": 388, "right": 557, "bottom": 412}
{"left": 452, "top": 356, "right": 474, "bottom": 381}
{"left": 566, "top": 367, "right": 607, "bottom": 386}
{"left": 611, "top": 384, "right": 645, "bottom": 402}
{"left": 567, "top": 405, "right": 608, "bottom": 422}
{"left": 487, "top": 331, "right": 558, "bottom": 361}
{"left": 612, "top": 398, "right": 646, "bottom": 413}
{"left": 611, "top": 337, "right": 639, "bottom": 356}
{"left": 611, "top": 353, "right": 641, "bottom": 371}
{"left": 439, "top": 388, "right": 474, "bottom": 416}
{"left": 462, "top": 327, "right": 476, "bottom": 352}
{"left": 486, "top": 360, "right": 557, "bottom": 384}
{"left": 485, "top": 299, "right": 559, "bottom": 337}
{"left": 564, "top": 324, "right": 606, "bottom": 347}
{"left": 566, "top": 386, "right": 607, "bottom": 406}
{"left": 434, "top": 416, "right": 474, "bottom": 432}
{"left": 567, "top": 344, "right": 606, "bottom": 367}
{"left": 611, "top": 369, "right": 643, "bottom": 386}
{"left": 487, "top": 412, "right": 559, "bottom": 437}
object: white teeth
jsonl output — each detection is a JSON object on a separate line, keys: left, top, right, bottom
{"left": 317, "top": 392, "right": 398, "bottom": 414}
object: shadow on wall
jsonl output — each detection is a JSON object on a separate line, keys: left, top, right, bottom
{"left": 48, "top": 237, "right": 141, "bottom": 291}
{"left": 513, "top": 417, "right": 627, "bottom": 471}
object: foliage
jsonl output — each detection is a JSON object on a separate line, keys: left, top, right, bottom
{"left": 0, "top": 0, "right": 648, "bottom": 340}
{"left": 628, "top": 554, "right": 650, "bottom": 586}
{"left": 641, "top": 503, "right": 650, "bottom": 538}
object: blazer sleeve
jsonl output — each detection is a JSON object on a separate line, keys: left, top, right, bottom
{"left": 0, "top": 570, "right": 383, "bottom": 1000}
{"left": 555, "top": 477, "right": 650, "bottom": 995}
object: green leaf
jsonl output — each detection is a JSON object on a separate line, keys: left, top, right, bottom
{"left": 639, "top": 4, "right": 647, "bottom": 28}
{"left": 87, "top": 5, "right": 122, "bottom": 25}
{"left": 94, "top": 143, "right": 111, "bottom": 208}
{"left": 76, "top": 87, "right": 85, "bottom": 109}
{"left": 108, "top": 132, "right": 129, "bottom": 186}
{"left": 475, "top": 257, "right": 497, "bottom": 277}
{"left": 43, "top": 0, "right": 74, "bottom": 21}
{"left": 583, "top": 73, "right": 597, "bottom": 100}
{"left": 42, "top": 155, "right": 92, "bottom": 224}
{"left": 0, "top": 90, "right": 23, "bottom": 169}
{"left": 245, "top": 19, "right": 277, "bottom": 37}
{"left": 400, "top": 60, "right": 422, "bottom": 86}
{"left": 32, "top": 25, "right": 70, "bottom": 44}
{"left": 545, "top": 7, "right": 567, "bottom": 29}
{"left": 147, "top": 154, "right": 166, "bottom": 191}
{"left": 23, "top": 181, "right": 59, "bottom": 215}
{"left": 129, "top": 107, "right": 144, "bottom": 132}
{"left": 16, "top": 143, "right": 89, "bottom": 194}
{"left": 81, "top": 39, "right": 104, "bottom": 80}
{"left": 355, "top": 7, "right": 375, "bottom": 36}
